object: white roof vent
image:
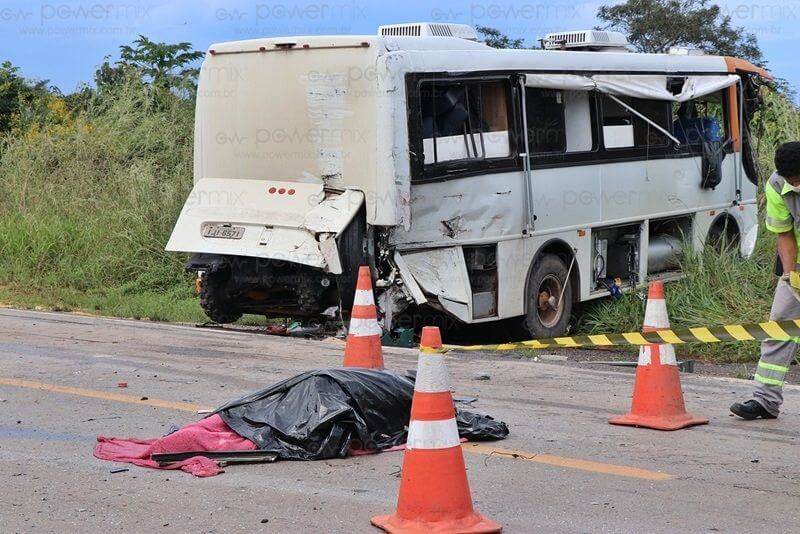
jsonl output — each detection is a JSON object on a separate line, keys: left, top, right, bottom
{"left": 668, "top": 46, "right": 706, "bottom": 56}
{"left": 378, "top": 23, "right": 478, "bottom": 41}
{"left": 542, "top": 30, "right": 630, "bottom": 52}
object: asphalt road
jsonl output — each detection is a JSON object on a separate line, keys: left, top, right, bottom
{"left": 1, "top": 308, "right": 799, "bottom": 533}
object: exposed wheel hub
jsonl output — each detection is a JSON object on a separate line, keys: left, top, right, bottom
{"left": 536, "top": 275, "right": 563, "bottom": 328}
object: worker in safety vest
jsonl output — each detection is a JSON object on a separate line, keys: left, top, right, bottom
{"left": 732, "top": 141, "right": 800, "bottom": 420}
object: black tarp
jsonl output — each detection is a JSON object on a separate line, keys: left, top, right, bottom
{"left": 215, "top": 368, "right": 508, "bottom": 461}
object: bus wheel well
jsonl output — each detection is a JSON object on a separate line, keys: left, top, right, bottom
{"left": 528, "top": 240, "right": 580, "bottom": 304}
{"left": 707, "top": 214, "right": 740, "bottom": 251}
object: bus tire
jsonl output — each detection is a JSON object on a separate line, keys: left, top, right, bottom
{"left": 199, "top": 270, "right": 242, "bottom": 324}
{"left": 521, "top": 254, "right": 573, "bottom": 339}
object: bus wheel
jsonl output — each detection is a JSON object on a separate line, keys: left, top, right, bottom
{"left": 199, "top": 271, "right": 242, "bottom": 324}
{"left": 522, "top": 254, "right": 573, "bottom": 339}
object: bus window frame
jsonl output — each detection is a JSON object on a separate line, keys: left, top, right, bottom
{"left": 406, "top": 70, "right": 740, "bottom": 179}
{"left": 598, "top": 94, "right": 674, "bottom": 152}
{"left": 670, "top": 88, "right": 733, "bottom": 156}
{"left": 407, "top": 72, "right": 522, "bottom": 183}
{"left": 525, "top": 87, "right": 601, "bottom": 162}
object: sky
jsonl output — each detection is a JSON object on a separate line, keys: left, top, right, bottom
{"left": 1, "top": 0, "right": 798, "bottom": 95}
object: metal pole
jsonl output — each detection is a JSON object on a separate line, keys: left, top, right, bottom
{"left": 604, "top": 93, "right": 682, "bottom": 146}
{"left": 518, "top": 76, "right": 534, "bottom": 234}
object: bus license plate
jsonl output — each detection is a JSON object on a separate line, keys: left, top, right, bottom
{"left": 203, "top": 224, "right": 245, "bottom": 240}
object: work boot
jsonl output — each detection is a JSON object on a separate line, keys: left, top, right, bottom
{"left": 730, "top": 399, "right": 777, "bottom": 420}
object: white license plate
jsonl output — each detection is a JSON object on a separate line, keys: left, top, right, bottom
{"left": 202, "top": 224, "right": 245, "bottom": 240}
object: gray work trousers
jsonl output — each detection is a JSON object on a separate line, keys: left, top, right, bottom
{"left": 753, "top": 279, "right": 800, "bottom": 415}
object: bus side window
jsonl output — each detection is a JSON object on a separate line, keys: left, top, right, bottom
{"left": 419, "top": 80, "right": 510, "bottom": 165}
{"left": 600, "top": 95, "right": 671, "bottom": 149}
{"left": 672, "top": 90, "right": 728, "bottom": 147}
{"left": 526, "top": 89, "right": 596, "bottom": 154}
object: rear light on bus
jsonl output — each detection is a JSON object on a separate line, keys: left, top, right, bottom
{"left": 267, "top": 187, "right": 296, "bottom": 195}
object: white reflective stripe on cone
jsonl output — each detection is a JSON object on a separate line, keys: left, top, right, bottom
{"left": 414, "top": 355, "right": 450, "bottom": 393}
{"left": 406, "top": 418, "right": 460, "bottom": 450}
{"left": 637, "top": 344, "right": 677, "bottom": 366}
{"left": 353, "top": 289, "right": 375, "bottom": 306}
{"left": 659, "top": 344, "right": 678, "bottom": 365}
{"left": 638, "top": 345, "right": 652, "bottom": 366}
{"left": 643, "top": 300, "right": 670, "bottom": 329}
{"left": 348, "top": 318, "right": 382, "bottom": 337}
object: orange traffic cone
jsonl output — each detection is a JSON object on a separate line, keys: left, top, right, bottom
{"left": 371, "top": 326, "right": 502, "bottom": 534}
{"left": 343, "top": 266, "right": 384, "bottom": 369}
{"left": 609, "top": 281, "right": 708, "bottom": 431}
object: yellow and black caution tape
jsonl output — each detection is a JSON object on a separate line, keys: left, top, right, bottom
{"left": 445, "top": 319, "right": 800, "bottom": 352}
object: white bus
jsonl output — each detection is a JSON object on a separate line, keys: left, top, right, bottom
{"left": 167, "top": 23, "right": 770, "bottom": 338}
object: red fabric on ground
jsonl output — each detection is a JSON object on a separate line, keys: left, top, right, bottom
{"left": 94, "top": 414, "right": 257, "bottom": 477}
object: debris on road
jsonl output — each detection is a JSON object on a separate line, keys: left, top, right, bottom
{"left": 265, "top": 324, "right": 287, "bottom": 336}
{"left": 151, "top": 450, "right": 278, "bottom": 466}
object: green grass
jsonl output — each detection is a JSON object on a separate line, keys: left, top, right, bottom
{"left": 0, "top": 283, "right": 203, "bottom": 322}
{"left": 0, "top": 82, "right": 217, "bottom": 324}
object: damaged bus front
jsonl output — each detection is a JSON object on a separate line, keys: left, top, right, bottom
{"left": 167, "top": 36, "right": 396, "bottom": 322}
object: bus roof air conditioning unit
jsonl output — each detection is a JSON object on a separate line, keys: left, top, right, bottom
{"left": 378, "top": 23, "right": 479, "bottom": 41}
{"left": 542, "top": 30, "right": 630, "bottom": 52}
{"left": 668, "top": 46, "right": 706, "bottom": 56}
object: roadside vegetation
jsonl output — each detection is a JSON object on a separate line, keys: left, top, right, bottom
{"left": 0, "top": 2, "right": 800, "bottom": 357}
{"left": 0, "top": 39, "right": 205, "bottom": 322}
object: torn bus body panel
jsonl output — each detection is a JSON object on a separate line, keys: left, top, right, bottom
{"left": 395, "top": 247, "right": 472, "bottom": 322}
{"left": 302, "top": 189, "right": 365, "bottom": 234}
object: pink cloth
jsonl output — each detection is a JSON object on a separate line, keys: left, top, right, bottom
{"left": 94, "top": 414, "right": 257, "bottom": 477}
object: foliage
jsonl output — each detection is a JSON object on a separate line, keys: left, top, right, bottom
{"left": 751, "top": 89, "right": 800, "bottom": 178}
{"left": 96, "top": 35, "right": 203, "bottom": 94}
{"left": 0, "top": 61, "right": 53, "bottom": 134}
{"left": 0, "top": 77, "right": 196, "bottom": 301}
{"left": 476, "top": 26, "right": 527, "bottom": 49}
{"left": 597, "top": 0, "right": 763, "bottom": 65}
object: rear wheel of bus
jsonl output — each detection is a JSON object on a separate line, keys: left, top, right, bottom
{"left": 522, "top": 254, "right": 573, "bottom": 340}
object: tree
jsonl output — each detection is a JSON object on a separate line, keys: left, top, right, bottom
{"left": 476, "top": 26, "right": 527, "bottom": 49}
{"left": 597, "top": 0, "right": 763, "bottom": 65}
{"left": 0, "top": 61, "right": 52, "bottom": 133}
{"left": 97, "top": 36, "right": 203, "bottom": 94}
